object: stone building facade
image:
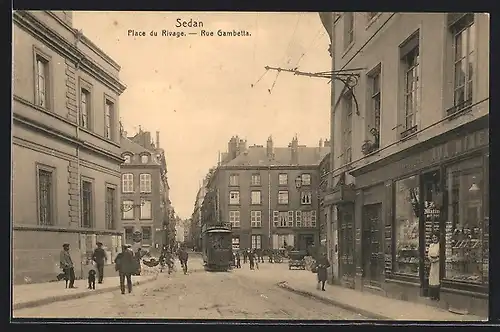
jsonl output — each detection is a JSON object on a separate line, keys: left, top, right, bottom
{"left": 319, "top": 12, "right": 489, "bottom": 316}
{"left": 12, "top": 11, "right": 126, "bottom": 283}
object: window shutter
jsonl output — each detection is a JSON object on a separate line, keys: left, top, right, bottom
{"left": 287, "top": 234, "right": 295, "bottom": 249}
{"left": 272, "top": 234, "right": 279, "bottom": 249}
{"left": 273, "top": 211, "right": 279, "bottom": 227}
{"left": 384, "top": 182, "right": 394, "bottom": 276}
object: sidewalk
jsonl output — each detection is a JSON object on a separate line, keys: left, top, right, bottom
{"left": 13, "top": 273, "right": 158, "bottom": 311}
{"left": 278, "top": 275, "right": 487, "bottom": 321}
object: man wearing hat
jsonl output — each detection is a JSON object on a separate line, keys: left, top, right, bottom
{"left": 60, "top": 243, "right": 76, "bottom": 288}
{"left": 92, "top": 242, "right": 107, "bottom": 284}
{"left": 114, "top": 244, "right": 136, "bottom": 294}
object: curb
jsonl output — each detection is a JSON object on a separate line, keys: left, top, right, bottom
{"left": 276, "top": 281, "right": 389, "bottom": 320}
{"left": 13, "top": 275, "right": 159, "bottom": 311}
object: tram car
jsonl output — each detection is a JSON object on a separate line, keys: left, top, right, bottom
{"left": 201, "top": 222, "right": 232, "bottom": 271}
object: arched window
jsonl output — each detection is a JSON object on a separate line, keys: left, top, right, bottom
{"left": 141, "top": 155, "right": 149, "bottom": 163}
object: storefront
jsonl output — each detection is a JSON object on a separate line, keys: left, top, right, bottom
{"left": 350, "top": 117, "right": 489, "bottom": 317}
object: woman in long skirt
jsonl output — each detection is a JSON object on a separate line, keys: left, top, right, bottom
{"left": 315, "top": 253, "right": 331, "bottom": 291}
{"left": 428, "top": 231, "right": 441, "bottom": 301}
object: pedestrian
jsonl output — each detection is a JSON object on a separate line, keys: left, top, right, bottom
{"left": 134, "top": 248, "right": 142, "bottom": 276}
{"left": 428, "top": 231, "right": 441, "bottom": 301}
{"left": 254, "top": 250, "right": 259, "bottom": 270}
{"left": 115, "top": 245, "right": 136, "bottom": 294}
{"left": 315, "top": 252, "right": 331, "bottom": 291}
{"left": 243, "top": 250, "right": 248, "bottom": 264}
{"left": 249, "top": 250, "right": 255, "bottom": 270}
{"left": 178, "top": 245, "right": 189, "bottom": 274}
{"left": 259, "top": 249, "right": 264, "bottom": 263}
{"left": 236, "top": 251, "right": 241, "bottom": 268}
{"left": 59, "top": 243, "right": 76, "bottom": 288}
{"left": 92, "top": 242, "right": 107, "bottom": 284}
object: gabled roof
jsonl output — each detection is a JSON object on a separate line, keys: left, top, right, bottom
{"left": 223, "top": 146, "right": 330, "bottom": 167}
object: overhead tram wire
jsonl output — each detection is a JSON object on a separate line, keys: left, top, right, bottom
{"left": 280, "top": 13, "right": 302, "bottom": 66}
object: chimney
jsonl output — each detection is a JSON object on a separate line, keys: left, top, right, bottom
{"left": 319, "top": 138, "right": 323, "bottom": 148}
{"left": 238, "top": 139, "right": 247, "bottom": 154}
{"left": 324, "top": 139, "right": 330, "bottom": 148}
{"left": 144, "top": 131, "right": 151, "bottom": 149}
{"left": 156, "top": 131, "right": 160, "bottom": 149}
{"left": 291, "top": 135, "right": 299, "bottom": 164}
{"left": 228, "top": 136, "right": 238, "bottom": 160}
{"left": 266, "top": 136, "right": 274, "bottom": 159}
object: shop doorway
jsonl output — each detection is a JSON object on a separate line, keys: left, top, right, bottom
{"left": 298, "top": 234, "right": 314, "bottom": 253}
{"left": 362, "top": 203, "right": 383, "bottom": 287}
{"left": 338, "top": 204, "right": 355, "bottom": 288}
{"left": 420, "top": 170, "right": 442, "bottom": 297}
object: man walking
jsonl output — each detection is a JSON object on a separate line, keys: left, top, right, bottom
{"left": 243, "top": 250, "right": 248, "bottom": 264}
{"left": 60, "top": 243, "right": 76, "bottom": 288}
{"left": 114, "top": 245, "right": 136, "bottom": 294}
{"left": 236, "top": 251, "right": 241, "bottom": 268}
{"left": 92, "top": 242, "right": 107, "bottom": 284}
{"left": 178, "top": 245, "right": 189, "bottom": 274}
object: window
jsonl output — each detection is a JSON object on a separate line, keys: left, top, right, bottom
{"left": 451, "top": 14, "right": 475, "bottom": 111}
{"left": 105, "top": 187, "right": 115, "bottom": 229}
{"left": 35, "top": 55, "right": 49, "bottom": 108}
{"left": 394, "top": 175, "right": 420, "bottom": 275}
{"left": 343, "top": 12, "right": 354, "bottom": 49}
{"left": 125, "top": 227, "right": 134, "bottom": 243}
{"left": 278, "top": 190, "right": 289, "bottom": 205}
{"left": 288, "top": 211, "right": 294, "bottom": 227}
{"left": 251, "top": 235, "right": 262, "bottom": 249}
{"left": 279, "top": 173, "right": 288, "bottom": 185}
{"left": 251, "top": 174, "right": 261, "bottom": 186}
{"left": 251, "top": 211, "right": 262, "bottom": 227}
{"left": 232, "top": 236, "right": 240, "bottom": 250}
{"left": 251, "top": 191, "right": 261, "bottom": 205}
{"left": 342, "top": 91, "right": 353, "bottom": 164}
{"left": 229, "top": 211, "right": 240, "bottom": 228}
{"left": 301, "top": 174, "right": 311, "bottom": 186}
{"left": 37, "top": 167, "right": 54, "bottom": 226}
{"left": 140, "top": 173, "right": 152, "bottom": 193}
{"left": 445, "top": 158, "right": 487, "bottom": 284}
{"left": 142, "top": 226, "right": 152, "bottom": 243}
{"left": 122, "top": 173, "right": 134, "bottom": 193}
{"left": 295, "top": 211, "right": 302, "bottom": 227}
{"left": 277, "top": 234, "right": 288, "bottom": 249}
{"left": 400, "top": 33, "right": 420, "bottom": 135}
{"left": 302, "top": 211, "right": 317, "bottom": 228}
{"left": 80, "top": 88, "right": 91, "bottom": 129}
{"left": 105, "top": 100, "right": 114, "bottom": 139}
{"left": 123, "top": 155, "right": 131, "bottom": 164}
{"left": 229, "top": 174, "right": 239, "bottom": 186}
{"left": 301, "top": 191, "right": 312, "bottom": 205}
{"left": 81, "top": 180, "right": 93, "bottom": 228}
{"left": 229, "top": 191, "right": 240, "bottom": 205}
{"left": 275, "top": 211, "right": 288, "bottom": 227}
{"left": 140, "top": 200, "right": 152, "bottom": 219}
{"left": 141, "top": 155, "right": 149, "bottom": 164}
{"left": 122, "top": 200, "right": 135, "bottom": 219}
{"left": 367, "top": 67, "right": 381, "bottom": 150}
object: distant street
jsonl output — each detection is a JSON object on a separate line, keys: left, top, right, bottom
{"left": 14, "top": 256, "right": 366, "bottom": 320}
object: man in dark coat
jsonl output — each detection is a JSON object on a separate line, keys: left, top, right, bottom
{"left": 60, "top": 243, "right": 76, "bottom": 288}
{"left": 249, "top": 250, "right": 255, "bottom": 270}
{"left": 178, "top": 246, "right": 189, "bottom": 274}
{"left": 236, "top": 251, "right": 241, "bottom": 268}
{"left": 315, "top": 253, "right": 331, "bottom": 291}
{"left": 92, "top": 242, "right": 107, "bottom": 283}
{"left": 115, "top": 245, "right": 136, "bottom": 294}
{"left": 243, "top": 250, "right": 248, "bottom": 264}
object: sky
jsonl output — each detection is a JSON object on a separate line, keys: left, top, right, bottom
{"left": 73, "top": 11, "right": 331, "bottom": 219}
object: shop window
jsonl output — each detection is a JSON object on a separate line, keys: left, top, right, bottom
{"left": 445, "top": 159, "right": 487, "bottom": 284}
{"left": 393, "top": 175, "right": 420, "bottom": 275}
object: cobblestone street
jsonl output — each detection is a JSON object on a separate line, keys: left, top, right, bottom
{"left": 13, "top": 259, "right": 366, "bottom": 320}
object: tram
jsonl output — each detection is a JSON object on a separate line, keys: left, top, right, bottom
{"left": 201, "top": 222, "right": 232, "bottom": 271}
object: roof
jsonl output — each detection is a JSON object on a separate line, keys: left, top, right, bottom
{"left": 223, "top": 146, "right": 330, "bottom": 167}
{"left": 120, "top": 136, "right": 161, "bottom": 166}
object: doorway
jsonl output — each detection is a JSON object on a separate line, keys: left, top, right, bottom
{"left": 420, "top": 170, "right": 442, "bottom": 297}
{"left": 298, "top": 234, "right": 314, "bottom": 253}
{"left": 362, "top": 203, "right": 383, "bottom": 287}
{"left": 338, "top": 204, "right": 355, "bottom": 288}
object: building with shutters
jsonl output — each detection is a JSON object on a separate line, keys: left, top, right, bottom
{"left": 319, "top": 12, "right": 489, "bottom": 316}
{"left": 12, "top": 10, "right": 126, "bottom": 284}
{"left": 119, "top": 127, "right": 171, "bottom": 253}
{"left": 205, "top": 135, "right": 329, "bottom": 253}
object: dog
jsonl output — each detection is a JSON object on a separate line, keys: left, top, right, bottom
{"left": 57, "top": 272, "right": 69, "bottom": 288}
{"left": 88, "top": 270, "right": 96, "bottom": 290}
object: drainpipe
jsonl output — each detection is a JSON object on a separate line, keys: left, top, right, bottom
{"left": 268, "top": 165, "right": 272, "bottom": 250}
{"left": 327, "top": 12, "right": 336, "bottom": 284}
{"left": 76, "top": 100, "right": 82, "bottom": 279}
